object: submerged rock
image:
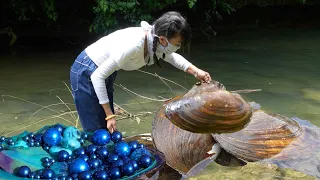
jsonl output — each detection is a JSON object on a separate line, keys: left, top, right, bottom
{"left": 184, "top": 162, "right": 317, "bottom": 180}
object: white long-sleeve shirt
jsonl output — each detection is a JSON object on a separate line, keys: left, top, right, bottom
{"left": 85, "top": 21, "right": 192, "bottom": 104}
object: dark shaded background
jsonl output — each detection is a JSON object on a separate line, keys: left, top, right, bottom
{"left": 1, "top": 1, "right": 320, "bottom": 54}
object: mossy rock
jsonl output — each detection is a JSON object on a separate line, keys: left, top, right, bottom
{"left": 186, "top": 162, "right": 317, "bottom": 180}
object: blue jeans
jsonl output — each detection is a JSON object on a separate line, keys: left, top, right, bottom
{"left": 70, "top": 50, "right": 117, "bottom": 132}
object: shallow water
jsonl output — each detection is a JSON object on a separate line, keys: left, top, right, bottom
{"left": 0, "top": 27, "right": 319, "bottom": 178}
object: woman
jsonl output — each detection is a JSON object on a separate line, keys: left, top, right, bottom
{"left": 70, "top": 11, "right": 212, "bottom": 133}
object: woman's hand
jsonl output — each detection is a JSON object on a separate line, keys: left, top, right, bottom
{"left": 102, "top": 103, "right": 117, "bottom": 133}
{"left": 195, "top": 69, "right": 212, "bottom": 83}
{"left": 106, "top": 117, "right": 117, "bottom": 133}
{"left": 186, "top": 65, "right": 212, "bottom": 83}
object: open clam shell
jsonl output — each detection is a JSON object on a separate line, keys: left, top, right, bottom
{"left": 213, "top": 110, "right": 302, "bottom": 162}
{"left": 151, "top": 104, "right": 216, "bottom": 174}
{"left": 164, "top": 81, "right": 253, "bottom": 133}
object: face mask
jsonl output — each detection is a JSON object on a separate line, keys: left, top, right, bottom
{"left": 155, "top": 35, "right": 180, "bottom": 54}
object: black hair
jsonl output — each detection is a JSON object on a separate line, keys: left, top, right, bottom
{"left": 151, "top": 11, "right": 191, "bottom": 67}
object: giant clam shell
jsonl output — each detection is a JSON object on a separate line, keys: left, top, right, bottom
{"left": 164, "top": 81, "right": 253, "bottom": 133}
{"left": 213, "top": 110, "right": 302, "bottom": 162}
{"left": 152, "top": 103, "right": 216, "bottom": 174}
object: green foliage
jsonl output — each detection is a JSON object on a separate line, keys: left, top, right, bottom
{"left": 188, "top": 0, "right": 197, "bottom": 8}
{"left": 9, "top": 0, "right": 57, "bottom": 23}
{"left": 43, "top": 0, "right": 58, "bottom": 22}
{"left": 89, "top": 0, "right": 177, "bottom": 34}
{"left": 89, "top": 0, "right": 237, "bottom": 34}
{"left": 6, "top": 0, "right": 317, "bottom": 35}
{"left": 10, "top": 0, "right": 35, "bottom": 21}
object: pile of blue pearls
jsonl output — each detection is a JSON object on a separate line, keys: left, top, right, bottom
{"left": 0, "top": 135, "right": 20, "bottom": 151}
{"left": 15, "top": 166, "right": 56, "bottom": 179}
{"left": 0, "top": 136, "right": 7, "bottom": 151}
{"left": 23, "top": 132, "right": 43, "bottom": 148}
{"left": 21, "top": 124, "right": 65, "bottom": 152}
{"left": 14, "top": 126, "right": 154, "bottom": 179}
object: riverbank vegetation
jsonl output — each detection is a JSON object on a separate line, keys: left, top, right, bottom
{"left": 1, "top": 0, "right": 319, "bottom": 52}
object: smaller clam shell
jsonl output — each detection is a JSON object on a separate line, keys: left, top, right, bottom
{"left": 213, "top": 110, "right": 302, "bottom": 162}
{"left": 164, "top": 81, "right": 253, "bottom": 134}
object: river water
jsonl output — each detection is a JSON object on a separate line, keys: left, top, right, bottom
{"left": 0, "top": 27, "right": 319, "bottom": 179}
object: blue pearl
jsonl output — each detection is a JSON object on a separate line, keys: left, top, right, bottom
{"left": 0, "top": 146, "right": 3, "bottom": 151}
{"left": 78, "top": 138, "right": 85, "bottom": 144}
{"left": 111, "top": 131, "right": 122, "bottom": 143}
{"left": 112, "top": 159, "right": 124, "bottom": 168}
{"left": 85, "top": 144, "right": 97, "bottom": 155}
{"left": 42, "top": 157, "right": 50, "bottom": 163}
{"left": 43, "top": 128, "right": 62, "bottom": 147}
{"left": 42, "top": 161, "right": 51, "bottom": 168}
{"left": 94, "top": 170, "right": 108, "bottom": 180}
{"left": 49, "top": 158, "right": 55, "bottom": 164}
{"left": 107, "top": 153, "right": 119, "bottom": 164}
{"left": 34, "top": 133, "right": 43, "bottom": 142}
{"left": 91, "top": 129, "right": 111, "bottom": 146}
{"left": 43, "top": 145, "right": 50, "bottom": 151}
{"left": 78, "top": 171, "right": 92, "bottom": 180}
{"left": 0, "top": 136, "right": 5, "bottom": 142}
{"left": 68, "top": 158, "right": 89, "bottom": 174}
{"left": 114, "top": 141, "right": 131, "bottom": 158}
{"left": 74, "top": 147, "right": 86, "bottom": 157}
{"left": 57, "top": 150, "right": 70, "bottom": 162}
{"left": 57, "top": 176, "right": 67, "bottom": 180}
{"left": 128, "top": 141, "right": 139, "bottom": 151}
{"left": 65, "top": 176, "right": 73, "bottom": 180}
{"left": 35, "top": 141, "right": 41, "bottom": 147}
{"left": 53, "top": 124, "right": 64, "bottom": 134}
{"left": 129, "top": 160, "right": 139, "bottom": 171}
{"left": 28, "top": 133, "right": 35, "bottom": 138}
{"left": 78, "top": 154, "right": 89, "bottom": 162}
{"left": 90, "top": 154, "right": 97, "bottom": 159}
{"left": 96, "top": 147, "right": 109, "bottom": 159}
{"left": 27, "top": 142, "right": 34, "bottom": 147}
{"left": 41, "top": 169, "right": 55, "bottom": 179}
{"left": 6, "top": 138, "right": 13, "bottom": 143}
{"left": 16, "top": 166, "right": 31, "bottom": 177}
{"left": 28, "top": 172, "right": 36, "bottom": 178}
{"left": 81, "top": 133, "right": 88, "bottom": 139}
{"left": 138, "top": 144, "right": 145, "bottom": 149}
{"left": 87, "top": 159, "right": 100, "bottom": 170}
{"left": 22, "top": 135, "right": 30, "bottom": 141}
{"left": 108, "top": 167, "right": 121, "bottom": 179}
{"left": 34, "top": 174, "right": 41, "bottom": 179}
{"left": 138, "top": 155, "right": 152, "bottom": 168}
{"left": 121, "top": 163, "right": 135, "bottom": 176}
{"left": 8, "top": 141, "right": 15, "bottom": 146}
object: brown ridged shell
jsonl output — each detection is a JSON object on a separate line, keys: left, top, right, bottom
{"left": 164, "top": 81, "right": 253, "bottom": 133}
{"left": 213, "top": 110, "right": 302, "bottom": 162}
{"left": 151, "top": 103, "right": 216, "bottom": 174}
